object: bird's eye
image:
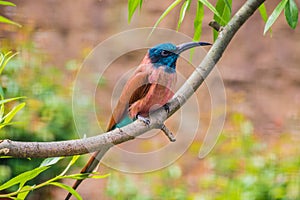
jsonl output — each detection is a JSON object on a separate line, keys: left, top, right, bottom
{"left": 161, "top": 50, "right": 170, "bottom": 57}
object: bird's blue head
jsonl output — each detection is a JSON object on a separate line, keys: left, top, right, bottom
{"left": 148, "top": 43, "right": 178, "bottom": 72}
{"left": 148, "top": 42, "right": 211, "bottom": 73}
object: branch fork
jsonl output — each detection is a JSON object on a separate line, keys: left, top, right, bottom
{"left": 209, "top": 21, "right": 224, "bottom": 32}
{"left": 160, "top": 124, "right": 176, "bottom": 142}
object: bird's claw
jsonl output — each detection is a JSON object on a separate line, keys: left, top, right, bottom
{"left": 163, "top": 103, "right": 170, "bottom": 113}
{"left": 136, "top": 114, "right": 150, "bottom": 126}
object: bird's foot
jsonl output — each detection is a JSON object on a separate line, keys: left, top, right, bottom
{"left": 163, "top": 103, "right": 170, "bottom": 113}
{"left": 136, "top": 114, "right": 150, "bottom": 126}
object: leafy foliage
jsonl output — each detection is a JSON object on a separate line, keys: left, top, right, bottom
{"left": 105, "top": 113, "right": 300, "bottom": 199}
{"left": 0, "top": 51, "right": 95, "bottom": 199}
{"left": 0, "top": 42, "right": 90, "bottom": 197}
{"left": 213, "top": 0, "right": 232, "bottom": 40}
{"left": 0, "top": 52, "right": 26, "bottom": 129}
{"left": 106, "top": 165, "right": 187, "bottom": 200}
{"left": 264, "top": 0, "right": 288, "bottom": 35}
{"left": 128, "top": 0, "right": 143, "bottom": 23}
{"left": 177, "top": 0, "right": 191, "bottom": 31}
{"left": 0, "top": 156, "right": 109, "bottom": 200}
{"left": 258, "top": 3, "right": 268, "bottom": 22}
{"left": 0, "top": 13, "right": 107, "bottom": 197}
{"left": 152, "top": 0, "right": 183, "bottom": 33}
{"left": 285, "top": 0, "right": 299, "bottom": 29}
{"left": 193, "top": 1, "right": 204, "bottom": 41}
{"left": 262, "top": 0, "right": 298, "bottom": 34}
{"left": 0, "top": 1, "right": 21, "bottom": 27}
{"left": 128, "top": 0, "right": 299, "bottom": 39}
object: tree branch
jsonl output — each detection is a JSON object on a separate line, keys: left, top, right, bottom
{"left": 0, "top": 0, "right": 265, "bottom": 158}
{"left": 209, "top": 21, "right": 223, "bottom": 32}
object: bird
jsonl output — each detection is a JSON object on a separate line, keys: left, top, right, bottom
{"left": 65, "top": 41, "right": 211, "bottom": 199}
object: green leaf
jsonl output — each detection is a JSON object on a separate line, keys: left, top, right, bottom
{"left": 40, "top": 157, "right": 63, "bottom": 167}
{"left": 0, "top": 121, "right": 22, "bottom": 129}
{"left": 2, "top": 102, "right": 25, "bottom": 124}
{"left": 259, "top": 3, "right": 272, "bottom": 35}
{"left": 0, "top": 166, "right": 49, "bottom": 191}
{"left": 62, "top": 173, "right": 91, "bottom": 180}
{"left": 128, "top": 0, "right": 143, "bottom": 23}
{"left": 0, "top": 98, "right": 4, "bottom": 120}
{"left": 0, "top": 53, "right": 5, "bottom": 74}
{"left": 152, "top": 0, "right": 182, "bottom": 31}
{"left": 63, "top": 173, "right": 110, "bottom": 180}
{"left": 16, "top": 185, "right": 32, "bottom": 200}
{"left": 59, "top": 155, "right": 80, "bottom": 176}
{"left": 198, "top": 0, "right": 225, "bottom": 23}
{"left": 88, "top": 173, "right": 110, "bottom": 179}
{"left": 0, "top": 16, "right": 21, "bottom": 27}
{"left": 50, "top": 182, "right": 82, "bottom": 200}
{"left": 259, "top": 3, "right": 268, "bottom": 22}
{"left": 285, "top": 0, "right": 299, "bottom": 29}
{"left": 138, "top": 0, "right": 143, "bottom": 10}
{"left": 223, "top": 0, "right": 231, "bottom": 12}
{"left": 264, "top": 0, "right": 288, "bottom": 35}
{"left": 220, "top": 0, "right": 232, "bottom": 23}
{"left": 177, "top": 0, "right": 191, "bottom": 30}
{"left": 0, "top": 96, "right": 26, "bottom": 105}
{"left": 68, "top": 155, "right": 80, "bottom": 166}
{"left": 0, "top": 86, "right": 4, "bottom": 97}
{"left": 0, "top": 51, "right": 18, "bottom": 75}
{"left": 0, "top": 95, "right": 25, "bottom": 129}
{"left": 213, "top": 0, "right": 232, "bottom": 40}
{"left": 193, "top": 1, "right": 204, "bottom": 41}
{"left": 0, "top": 156, "right": 13, "bottom": 158}
{"left": 0, "top": 0, "right": 16, "bottom": 6}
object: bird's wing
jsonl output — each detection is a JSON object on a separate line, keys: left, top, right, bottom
{"left": 66, "top": 65, "right": 152, "bottom": 200}
{"left": 107, "top": 64, "right": 151, "bottom": 131}
{"left": 66, "top": 77, "right": 152, "bottom": 199}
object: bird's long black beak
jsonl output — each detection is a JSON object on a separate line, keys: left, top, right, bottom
{"left": 175, "top": 42, "right": 211, "bottom": 54}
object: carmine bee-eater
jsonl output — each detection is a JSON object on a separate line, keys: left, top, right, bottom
{"left": 65, "top": 41, "right": 211, "bottom": 199}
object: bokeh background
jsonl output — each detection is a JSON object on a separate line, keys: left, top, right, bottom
{"left": 1, "top": 0, "right": 300, "bottom": 199}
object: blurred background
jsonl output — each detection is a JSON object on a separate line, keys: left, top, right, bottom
{"left": 1, "top": 0, "right": 300, "bottom": 199}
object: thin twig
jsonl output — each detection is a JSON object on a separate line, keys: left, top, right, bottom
{"left": 160, "top": 124, "right": 176, "bottom": 142}
{"left": 209, "top": 21, "right": 224, "bottom": 32}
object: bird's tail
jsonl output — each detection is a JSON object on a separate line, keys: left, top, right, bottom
{"left": 65, "top": 145, "right": 111, "bottom": 200}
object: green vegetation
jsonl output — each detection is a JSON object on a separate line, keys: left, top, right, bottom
{"left": 0, "top": 156, "right": 109, "bottom": 199}
{"left": 129, "top": 0, "right": 298, "bottom": 40}
{"left": 106, "top": 114, "right": 300, "bottom": 200}
{"left": 0, "top": 45, "right": 108, "bottom": 199}
{"left": 0, "top": 1, "right": 21, "bottom": 27}
{"left": 0, "top": 52, "right": 25, "bottom": 130}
